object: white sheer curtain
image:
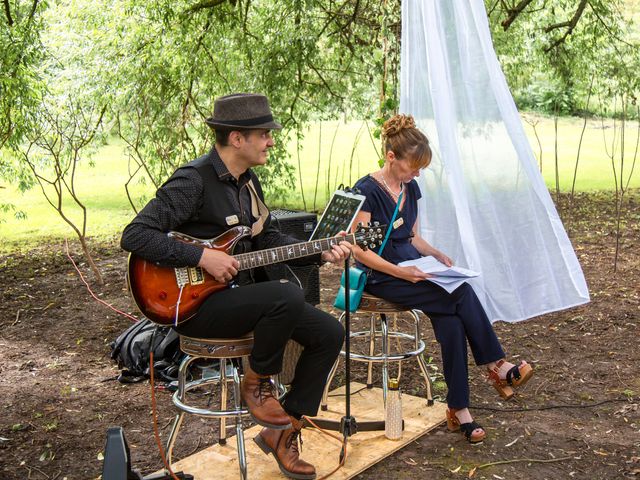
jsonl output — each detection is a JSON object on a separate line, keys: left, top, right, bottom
{"left": 400, "top": 0, "right": 590, "bottom": 322}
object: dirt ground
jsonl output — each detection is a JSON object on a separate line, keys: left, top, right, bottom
{"left": 1, "top": 191, "right": 638, "bottom": 480}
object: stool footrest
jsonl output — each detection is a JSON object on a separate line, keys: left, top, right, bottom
{"left": 341, "top": 330, "right": 426, "bottom": 362}
{"left": 172, "top": 395, "right": 248, "bottom": 418}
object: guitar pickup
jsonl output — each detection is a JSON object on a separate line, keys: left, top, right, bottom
{"left": 188, "top": 267, "right": 205, "bottom": 285}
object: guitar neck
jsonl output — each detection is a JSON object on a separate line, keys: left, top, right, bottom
{"left": 233, "top": 234, "right": 354, "bottom": 271}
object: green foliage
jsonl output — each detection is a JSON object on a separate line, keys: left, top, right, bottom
{"left": 91, "top": 0, "right": 387, "bottom": 200}
{"left": 1, "top": 0, "right": 391, "bottom": 212}
{"left": 0, "top": 0, "right": 49, "bottom": 215}
{"left": 0, "top": 201, "right": 26, "bottom": 223}
{"left": 515, "top": 79, "right": 577, "bottom": 115}
{"left": 1, "top": 0, "right": 639, "bottom": 235}
{"left": 488, "top": 0, "right": 640, "bottom": 119}
{"left": 0, "top": 0, "right": 48, "bottom": 149}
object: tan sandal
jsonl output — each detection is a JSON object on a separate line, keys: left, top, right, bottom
{"left": 487, "top": 359, "right": 534, "bottom": 400}
{"left": 446, "top": 408, "right": 486, "bottom": 444}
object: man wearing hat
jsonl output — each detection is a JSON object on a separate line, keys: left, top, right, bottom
{"left": 121, "top": 93, "right": 349, "bottom": 479}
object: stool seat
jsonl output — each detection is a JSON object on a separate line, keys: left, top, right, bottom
{"left": 358, "top": 292, "right": 408, "bottom": 312}
{"left": 179, "top": 333, "right": 254, "bottom": 358}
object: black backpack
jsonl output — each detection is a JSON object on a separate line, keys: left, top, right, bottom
{"left": 110, "top": 318, "right": 184, "bottom": 383}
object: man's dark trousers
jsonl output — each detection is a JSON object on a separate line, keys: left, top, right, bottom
{"left": 176, "top": 280, "right": 345, "bottom": 417}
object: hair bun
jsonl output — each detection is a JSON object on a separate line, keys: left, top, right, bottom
{"left": 382, "top": 114, "right": 416, "bottom": 138}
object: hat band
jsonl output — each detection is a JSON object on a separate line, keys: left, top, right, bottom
{"left": 216, "top": 114, "right": 275, "bottom": 127}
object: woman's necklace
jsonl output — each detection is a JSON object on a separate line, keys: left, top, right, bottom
{"left": 380, "top": 172, "right": 404, "bottom": 199}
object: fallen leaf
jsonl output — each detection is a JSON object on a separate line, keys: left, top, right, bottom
{"left": 593, "top": 450, "right": 609, "bottom": 456}
{"left": 450, "top": 466, "right": 461, "bottom": 473}
{"left": 468, "top": 467, "right": 477, "bottom": 478}
{"left": 404, "top": 458, "right": 417, "bottom": 466}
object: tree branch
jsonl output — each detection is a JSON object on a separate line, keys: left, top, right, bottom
{"left": 544, "top": 0, "right": 589, "bottom": 52}
{"left": 28, "top": 0, "right": 40, "bottom": 22}
{"left": 487, "top": 0, "right": 501, "bottom": 17}
{"left": 3, "top": 0, "right": 13, "bottom": 26}
{"left": 477, "top": 456, "right": 573, "bottom": 470}
{"left": 308, "top": 62, "right": 345, "bottom": 102}
{"left": 184, "top": 0, "right": 228, "bottom": 14}
{"left": 545, "top": 0, "right": 588, "bottom": 32}
{"left": 501, "top": 0, "right": 536, "bottom": 31}
{"left": 590, "top": 6, "right": 635, "bottom": 48}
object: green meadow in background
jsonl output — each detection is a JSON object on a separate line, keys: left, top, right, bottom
{"left": 1, "top": 114, "right": 638, "bottom": 252}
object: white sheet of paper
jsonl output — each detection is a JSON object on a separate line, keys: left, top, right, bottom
{"left": 398, "top": 256, "right": 480, "bottom": 293}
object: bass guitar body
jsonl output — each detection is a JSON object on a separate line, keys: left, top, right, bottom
{"left": 127, "top": 226, "right": 250, "bottom": 326}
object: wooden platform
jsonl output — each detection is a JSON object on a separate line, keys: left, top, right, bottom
{"left": 168, "top": 383, "right": 446, "bottom": 479}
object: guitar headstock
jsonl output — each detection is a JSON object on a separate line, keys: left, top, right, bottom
{"left": 354, "top": 222, "right": 386, "bottom": 251}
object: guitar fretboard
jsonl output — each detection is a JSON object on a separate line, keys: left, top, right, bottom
{"left": 234, "top": 234, "right": 355, "bottom": 271}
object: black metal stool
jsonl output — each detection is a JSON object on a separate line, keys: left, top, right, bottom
{"left": 321, "top": 292, "right": 434, "bottom": 409}
{"left": 165, "top": 334, "right": 254, "bottom": 479}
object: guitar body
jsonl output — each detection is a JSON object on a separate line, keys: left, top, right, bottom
{"left": 127, "top": 226, "right": 250, "bottom": 326}
{"left": 126, "top": 222, "right": 385, "bottom": 327}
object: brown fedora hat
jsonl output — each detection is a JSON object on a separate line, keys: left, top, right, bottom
{"left": 205, "top": 93, "right": 282, "bottom": 130}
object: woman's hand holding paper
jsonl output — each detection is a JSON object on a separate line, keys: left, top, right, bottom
{"left": 396, "top": 265, "right": 433, "bottom": 283}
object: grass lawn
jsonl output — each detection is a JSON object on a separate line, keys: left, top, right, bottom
{"left": 1, "top": 113, "right": 638, "bottom": 251}
{"left": 521, "top": 113, "right": 639, "bottom": 192}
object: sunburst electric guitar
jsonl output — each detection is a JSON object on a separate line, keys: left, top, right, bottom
{"left": 127, "top": 223, "right": 385, "bottom": 326}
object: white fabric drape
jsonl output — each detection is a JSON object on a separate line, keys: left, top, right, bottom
{"left": 400, "top": 0, "right": 590, "bottom": 322}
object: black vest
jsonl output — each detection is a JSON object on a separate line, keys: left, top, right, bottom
{"left": 174, "top": 152, "right": 256, "bottom": 241}
{"left": 171, "top": 151, "right": 265, "bottom": 285}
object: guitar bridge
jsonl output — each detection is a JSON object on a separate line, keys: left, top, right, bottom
{"left": 174, "top": 266, "right": 205, "bottom": 287}
{"left": 174, "top": 267, "right": 190, "bottom": 287}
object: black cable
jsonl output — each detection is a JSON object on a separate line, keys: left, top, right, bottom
{"left": 328, "top": 385, "right": 369, "bottom": 397}
{"left": 471, "top": 397, "right": 634, "bottom": 413}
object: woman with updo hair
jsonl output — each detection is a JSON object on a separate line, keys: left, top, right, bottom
{"left": 351, "top": 114, "right": 533, "bottom": 444}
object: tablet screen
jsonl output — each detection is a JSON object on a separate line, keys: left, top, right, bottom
{"left": 310, "top": 190, "right": 366, "bottom": 240}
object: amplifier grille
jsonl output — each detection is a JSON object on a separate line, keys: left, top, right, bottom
{"left": 269, "top": 210, "right": 320, "bottom": 305}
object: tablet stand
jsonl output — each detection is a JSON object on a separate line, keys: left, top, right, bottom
{"left": 306, "top": 255, "right": 386, "bottom": 462}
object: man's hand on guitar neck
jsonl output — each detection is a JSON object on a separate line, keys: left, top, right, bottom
{"left": 198, "top": 248, "right": 240, "bottom": 284}
{"left": 320, "top": 232, "right": 352, "bottom": 264}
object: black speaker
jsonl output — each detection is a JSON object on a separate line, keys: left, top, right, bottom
{"left": 101, "top": 427, "right": 193, "bottom": 480}
{"left": 102, "top": 427, "right": 142, "bottom": 480}
{"left": 270, "top": 209, "right": 320, "bottom": 305}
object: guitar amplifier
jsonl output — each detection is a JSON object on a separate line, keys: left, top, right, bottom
{"left": 270, "top": 209, "right": 320, "bottom": 305}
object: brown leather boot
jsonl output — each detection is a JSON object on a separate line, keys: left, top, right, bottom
{"left": 241, "top": 366, "right": 291, "bottom": 430}
{"left": 254, "top": 417, "right": 316, "bottom": 480}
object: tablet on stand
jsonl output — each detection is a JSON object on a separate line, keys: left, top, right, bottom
{"left": 310, "top": 190, "right": 366, "bottom": 240}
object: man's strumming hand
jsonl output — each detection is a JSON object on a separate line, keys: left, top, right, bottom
{"left": 198, "top": 248, "right": 240, "bottom": 284}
